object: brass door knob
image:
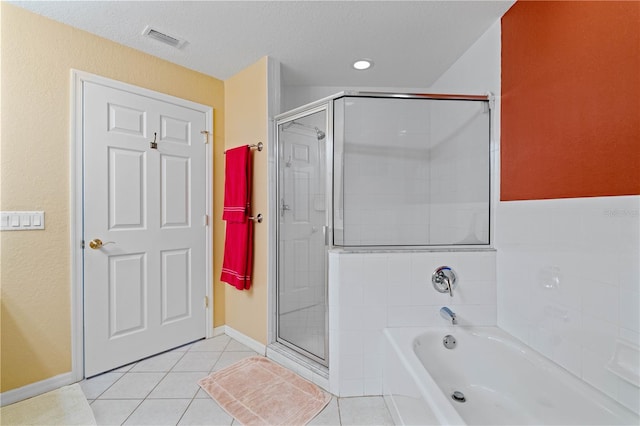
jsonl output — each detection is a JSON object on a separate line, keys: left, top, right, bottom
{"left": 88, "top": 239, "right": 115, "bottom": 249}
{"left": 89, "top": 239, "right": 103, "bottom": 249}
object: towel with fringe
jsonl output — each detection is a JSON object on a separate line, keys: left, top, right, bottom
{"left": 220, "top": 220, "right": 253, "bottom": 290}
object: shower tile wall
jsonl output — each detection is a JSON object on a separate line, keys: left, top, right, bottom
{"left": 328, "top": 250, "right": 496, "bottom": 397}
{"left": 339, "top": 99, "right": 430, "bottom": 246}
{"left": 336, "top": 97, "right": 489, "bottom": 247}
{"left": 496, "top": 195, "right": 640, "bottom": 414}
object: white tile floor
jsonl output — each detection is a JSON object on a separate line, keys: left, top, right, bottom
{"left": 81, "top": 334, "right": 394, "bottom": 425}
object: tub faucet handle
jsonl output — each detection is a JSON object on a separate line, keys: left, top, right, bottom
{"left": 440, "top": 306, "right": 457, "bottom": 325}
{"left": 443, "top": 275, "right": 453, "bottom": 297}
{"left": 432, "top": 266, "right": 457, "bottom": 297}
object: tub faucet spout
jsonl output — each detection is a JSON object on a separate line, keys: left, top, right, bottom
{"left": 440, "top": 307, "right": 457, "bottom": 325}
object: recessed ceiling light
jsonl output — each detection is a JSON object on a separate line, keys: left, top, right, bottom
{"left": 353, "top": 59, "right": 373, "bottom": 70}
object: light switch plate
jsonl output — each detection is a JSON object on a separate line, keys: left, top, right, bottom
{"left": 0, "top": 211, "right": 45, "bottom": 231}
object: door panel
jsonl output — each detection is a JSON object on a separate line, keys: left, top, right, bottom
{"left": 108, "top": 148, "right": 146, "bottom": 229}
{"left": 160, "top": 115, "right": 191, "bottom": 144}
{"left": 108, "top": 103, "right": 146, "bottom": 136}
{"left": 84, "top": 82, "right": 207, "bottom": 377}
{"left": 161, "top": 154, "right": 190, "bottom": 227}
{"left": 161, "top": 248, "right": 191, "bottom": 324}
{"left": 277, "top": 108, "right": 328, "bottom": 364}
{"left": 109, "top": 253, "right": 146, "bottom": 338}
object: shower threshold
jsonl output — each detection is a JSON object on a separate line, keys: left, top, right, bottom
{"left": 267, "top": 341, "right": 329, "bottom": 382}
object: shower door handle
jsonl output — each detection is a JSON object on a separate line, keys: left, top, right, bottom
{"left": 280, "top": 199, "right": 290, "bottom": 217}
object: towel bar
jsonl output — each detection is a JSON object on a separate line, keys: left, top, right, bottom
{"left": 224, "top": 142, "right": 263, "bottom": 154}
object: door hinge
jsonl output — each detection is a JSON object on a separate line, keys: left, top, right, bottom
{"left": 203, "top": 214, "right": 209, "bottom": 226}
{"left": 204, "top": 296, "right": 209, "bottom": 308}
{"left": 200, "top": 130, "right": 210, "bottom": 144}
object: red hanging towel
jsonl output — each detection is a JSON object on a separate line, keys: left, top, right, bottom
{"left": 221, "top": 144, "right": 254, "bottom": 290}
{"left": 220, "top": 220, "right": 253, "bottom": 290}
{"left": 222, "top": 146, "right": 251, "bottom": 222}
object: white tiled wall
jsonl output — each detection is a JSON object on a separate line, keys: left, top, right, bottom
{"left": 328, "top": 249, "right": 496, "bottom": 396}
{"left": 335, "top": 97, "right": 490, "bottom": 246}
{"left": 496, "top": 195, "right": 640, "bottom": 414}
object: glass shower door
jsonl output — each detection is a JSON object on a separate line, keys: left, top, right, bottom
{"left": 276, "top": 106, "right": 328, "bottom": 365}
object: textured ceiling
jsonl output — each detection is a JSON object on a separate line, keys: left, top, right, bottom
{"left": 11, "top": 1, "right": 514, "bottom": 87}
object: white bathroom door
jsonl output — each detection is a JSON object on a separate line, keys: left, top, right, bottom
{"left": 83, "top": 81, "right": 207, "bottom": 377}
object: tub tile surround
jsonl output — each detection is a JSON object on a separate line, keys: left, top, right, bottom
{"left": 496, "top": 195, "right": 640, "bottom": 414}
{"left": 329, "top": 249, "right": 497, "bottom": 397}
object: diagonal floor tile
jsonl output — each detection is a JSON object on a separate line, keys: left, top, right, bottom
{"left": 80, "top": 372, "right": 124, "bottom": 400}
{"left": 147, "top": 372, "right": 208, "bottom": 399}
{"left": 189, "top": 336, "right": 230, "bottom": 352}
{"left": 172, "top": 351, "right": 221, "bottom": 372}
{"left": 211, "top": 351, "right": 258, "bottom": 372}
{"left": 99, "top": 372, "right": 166, "bottom": 399}
{"left": 224, "top": 340, "right": 253, "bottom": 352}
{"left": 338, "top": 396, "right": 394, "bottom": 425}
{"left": 130, "top": 351, "right": 184, "bottom": 372}
{"left": 123, "top": 399, "right": 191, "bottom": 425}
{"left": 177, "top": 398, "right": 234, "bottom": 425}
{"left": 309, "top": 397, "right": 341, "bottom": 426}
{"left": 90, "top": 399, "right": 142, "bottom": 425}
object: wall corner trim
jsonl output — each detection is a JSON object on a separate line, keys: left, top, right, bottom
{"left": 212, "top": 325, "right": 227, "bottom": 337}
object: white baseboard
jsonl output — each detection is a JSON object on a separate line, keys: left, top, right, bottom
{"left": 0, "top": 372, "right": 76, "bottom": 407}
{"left": 222, "top": 326, "right": 267, "bottom": 356}
{"left": 212, "top": 325, "right": 227, "bottom": 337}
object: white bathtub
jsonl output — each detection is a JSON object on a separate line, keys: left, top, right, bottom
{"left": 383, "top": 327, "right": 639, "bottom": 425}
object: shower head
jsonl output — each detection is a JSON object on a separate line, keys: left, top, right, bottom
{"left": 282, "top": 120, "right": 325, "bottom": 140}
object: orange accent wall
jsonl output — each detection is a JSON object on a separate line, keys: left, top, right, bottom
{"left": 501, "top": 1, "right": 640, "bottom": 201}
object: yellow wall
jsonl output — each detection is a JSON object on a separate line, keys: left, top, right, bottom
{"left": 222, "top": 58, "right": 269, "bottom": 344}
{"left": 0, "top": 3, "right": 225, "bottom": 392}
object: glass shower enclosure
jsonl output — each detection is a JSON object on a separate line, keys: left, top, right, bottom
{"left": 274, "top": 92, "right": 491, "bottom": 366}
{"left": 276, "top": 103, "right": 331, "bottom": 366}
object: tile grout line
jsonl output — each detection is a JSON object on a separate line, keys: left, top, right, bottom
{"left": 174, "top": 394, "right": 197, "bottom": 426}
{"left": 178, "top": 336, "right": 233, "bottom": 426}
{"left": 108, "top": 349, "right": 190, "bottom": 425}
{"left": 134, "top": 344, "right": 218, "bottom": 425}
{"left": 119, "top": 399, "right": 145, "bottom": 426}
{"left": 118, "top": 366, "right": 176, "bottom": 425}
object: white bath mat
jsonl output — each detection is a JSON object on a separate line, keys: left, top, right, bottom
{"left": 0, "top": 383, "right": 96, "bottom": 425}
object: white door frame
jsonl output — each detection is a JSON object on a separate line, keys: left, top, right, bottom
{"left": 69, "top": 69, "right": 214, "bottom": 381}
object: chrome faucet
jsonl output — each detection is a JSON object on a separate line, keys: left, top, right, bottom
{"left": 442, "top": 275, "right": 454, "bottom": 297}
{"left": 432, "top": 266, "right": 457, "bottom": 297}
{"left": 440, "top": 307, "right": 457, "bottom": 325}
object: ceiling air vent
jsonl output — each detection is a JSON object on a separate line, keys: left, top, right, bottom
{"left": 142, "top": 25, "right": 188, "bottom": 49}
